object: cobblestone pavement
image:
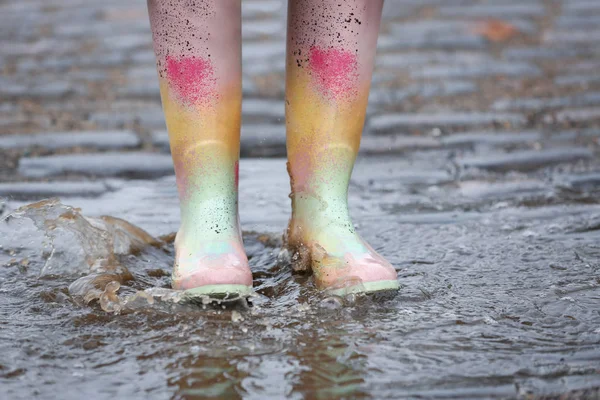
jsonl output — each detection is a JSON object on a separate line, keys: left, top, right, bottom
{"left": 1, "top": 1, "right": 600, "bottom": 398}
{"left": 0, "top": 0, "right": 599, "bottom": 187}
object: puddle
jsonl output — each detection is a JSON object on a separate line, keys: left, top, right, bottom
{"left": 1, "top": 170, "right": 600, "bottom": 399}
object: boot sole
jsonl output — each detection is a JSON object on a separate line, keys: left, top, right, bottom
{"left": 327, "top": 279, "right": 400, "bottom": 296}
{"left": 181, "top": 284, "right": 253, "bottom": 302}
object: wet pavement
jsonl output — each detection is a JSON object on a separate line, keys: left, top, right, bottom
{"left": 1, "top": 0, "right": 600, "bottom": 399}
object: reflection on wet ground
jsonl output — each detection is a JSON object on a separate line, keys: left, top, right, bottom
{"left": 1, "top": 154, "right": 599, "bottom": 399}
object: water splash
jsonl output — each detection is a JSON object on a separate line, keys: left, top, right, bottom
{"left": 1, "top": 199, "right": 174, "bottom": 312}
{"left": 0, "top": 199, "right": 281, "bottom": 313}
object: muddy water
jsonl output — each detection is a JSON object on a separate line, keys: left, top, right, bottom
{"left": 1, "top": 155, "right": 600, "bottom": 399}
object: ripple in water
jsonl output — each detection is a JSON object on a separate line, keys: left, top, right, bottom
{"left": 0, "top": 198, "right": 599, "bottom": 399}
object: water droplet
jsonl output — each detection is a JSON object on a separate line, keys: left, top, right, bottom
{"left": 231, "top": 310, "right": 244, "bottom": 323}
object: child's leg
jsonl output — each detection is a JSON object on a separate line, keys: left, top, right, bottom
{"left": 147, "top": 0, "right": 251, "bottom": 295}
{"left": 285, "top": 0, "right": 398, "bottom": 294}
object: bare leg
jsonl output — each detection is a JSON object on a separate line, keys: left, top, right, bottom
{"left": 147, "top": 0, "right": 251, "bottom": 296}
{"left": 285, "top": 0, "right": 398, "bottom": 294}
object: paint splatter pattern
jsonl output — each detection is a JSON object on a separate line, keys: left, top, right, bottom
{"left": 308, "top": 46, "right": 358, "bottom": 99}
{"left": 166, "top": 55, "right": 217, "bottom": 106}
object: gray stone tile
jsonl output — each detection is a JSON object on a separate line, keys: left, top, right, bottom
{"left": 0, "top": 80, "right": 83, "bottom": 100}
{"left": 16, "top": 58, "right": 67, "bottom": 73}
{"left": 18, "top": 152, "right": 174, "bottom": 178}
{"left": 0, "top": 181, "right": 109, "bottom": 199}
{"left": 458, "top": 179, "right": 549, "bottom": 200}
{"left": 242, "top": 20, "right": 283, "bottom": 39}
{"left": 418, "top": 81, "right": 477, "bottom": 97}
{"left": 381, "top": 0, "right": 415, "bottom": 19}
{"left": 562, "top": 61, "right": 600, "bottom": 73}
{"left": 0, "top": 82, "right": 28, "bottom": 98}
{"left": 389, "top": 19, "right": 537, "bottom": 37}
{"left": 369, "top": 81, "right": 477, "bottom": 106}
{"left": 0, "top": 114, "right": 28, "bottom": 128}
{"left": 29, "top": 81, "right": 81, "bottom": 99}
{"left": 130, "top": 50, "right": 157, "bottom": 64}
{"left": 241, "top": 0, "right": 282, "bottom": 18}
{"left": 54, "top": 20, "right": 150, "bottom": 37}
{"left": 242, "top": 76, "right": 258, "bottom": 95}
{"left": 101, "top": 33, "right": 151, "bottom": 51}
{"left": 0, "top": 130, "right": 140, "bottom": 150}
{"left": 0, "top": 39, "right": 80, "bottom": 57}
{"left": 368, "top": 87, "right": 413, "bottom": 106}
{"left": 544, "top": 30, "right": 600, "bottom": 45}
{"left": 0, "top": 1, "right": 42, "bottom": 13}
{"left": 412, "top": 62, "right": 541, "bottom": 79}
{"left": 438, "top": 4, "right": 546, "bottom": 18}
{"left": 242, "top": 41, "right": 285, "bottom": 61}
{"left": 377, "top": 34, "right": 487, "bottom": 51}
{"left": 555, "top": 75, "right": 600, "bottom": 87}
{"left": 503, "top": 46, "right": 598, "bottom": 61}
{"left": 492, "top": 92, "right": 600, "bottom": 111}
{"left": 116, "top": 81, "right": 161, "bottom": 100}
{"left": 544, "top": 107, "right": 600, "bottom": 123}
{"left": 241, "top": 124, "right": 286, "bottom": 157}
{"left": 23, "top": 53, "right": 128, "bottom": 72}
{"left": 67, "top": 70, "right": 110, "bottom": 82}
{"left": 555, "top": 15, "right": 600, "bottom": 29}
{"left": 243, "top": 58, "right": 286, "bottom": 75}
{"left": 441, "top": 131, "right": 542, "bottom": 147}
{"left": 126, "top": 66, "right": 159, "bottom": 81}
{"left": 359, "top": 135, "right": 441, "bottom": 155}
{"left": 557, "top": 172, "right": 600, "bottom": 191}
{"left": 368, "top": 112, "right": 527, "bottom": 133}
{"left": 580, "top": 128, "right": 600, "bottom": 138}
{"left": 89, "top": 109, "right": 166, "bottom": 129}
{"left": 562, "top": 0, "right": 600, "bottom": 15}
{"left": 151, "top": 130, "right": 170, "bottom": 151}
{"left": 376, "top": 51, "right": 493, "bottom": 69}
{"left": 388, "top": 20, "right": 468, "bottom": 37}
{"left": 460, "top": 148, "right": 594, "bottom": 172}
{"left": 242, "top": 98, "right": 285, "bottom": 121}
{"left": 0, "top": 103, "right": 17, "bottom": 113}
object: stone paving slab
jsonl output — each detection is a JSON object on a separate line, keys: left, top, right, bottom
{"left": 558, "top": 172, "right": 600, "bottom": 191}
{"left": 544, "top": 30, "right": 600, "bottom": 45}
{"left": 437, "top": 4, "right": 547, "bottom": 18}
{"left": 492, "top": 92, "right": 600, "bottom": 112}
{"left": 376, "top": 51, "right": 494, "bottom": 68}
{"left": 18, "top": 152, "right": 174, "bottom": 179}
{"left": 89, "top": 109, "right": 167, "bottom": 130}
{"left": 0, "top": 181, "right": 111, "bottom": 199}
{"left": 555, "top": 75, "right": 600, "bottom": 88}
{"left": 242, "top": 99, "right": 285, "bottom": 121}
{"left": 368, "top": 112, "right": 527, "bottom": 134}
{"left": 359, "top": 135, "right": 441, "bottom": 154}
{"left": 460, "top": 148, "right": 594, "bottom": 172}
{"left": 503, "top": 46, "right": 599, "bottom": 61}
{"left": 440, "top": 130, "right": 542, "bottom": 147}
{"left": 368, "top": 81, "right": 477, "bottom": 106}
{"left": 545, "top": 108, "right": 600, "bottom": 124}
{"left": 412, "top": 62, "right": 541, "bottom": 79}
{"left": 458, "top": 179, "right": 549, "bottom": 200}
{"left": 0, "top": 130, "right": 140, "bottom": 150}
{"left": 377, "top": 34, "right": 487, "bottom": 51}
